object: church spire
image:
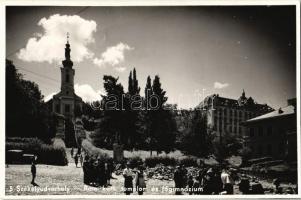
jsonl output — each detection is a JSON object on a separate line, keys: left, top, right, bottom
{"left": 242, "top": 89, "right": 245, "bottom": 98}
{"left": 62, "top": 32, "right": 73, "bottom": 68}
{"left": 65, "top": 32, "right": 71, "bottom": 61}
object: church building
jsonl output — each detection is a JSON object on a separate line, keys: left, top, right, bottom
{"left": 47, "top": 35, "right": 83, "bottom": 120}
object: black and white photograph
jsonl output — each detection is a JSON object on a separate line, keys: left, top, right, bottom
{"left": 2, "top": 1, "right": 300, "bottom": 197}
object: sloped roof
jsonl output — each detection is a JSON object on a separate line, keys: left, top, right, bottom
{"left": 245, "top": 105, "right": 295, "bottom": 123}
{"left": 197, "top": 94, "right": 273, "bottom": 113}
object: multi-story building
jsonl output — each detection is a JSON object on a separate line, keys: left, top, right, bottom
{"left": 197, "top": 90, "right": 273, "bottom": 141}
{"left": 243, "top": 98, "right": 297, "bottom": 160}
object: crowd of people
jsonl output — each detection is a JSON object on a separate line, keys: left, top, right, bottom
{"left": 173, "top": 165, "right": 236, "bottom": 195}
{"left": 122, "top": 162, "right": 147, "bottom": 195}
{"left": 82, "top": 154, "right": 114, "bottom": 187}
{"left": 71, "top": 147, "right": 114, "bottom": 187}
{"left": 71, "top": 147, "right": 84, "bottom": 168}
{"left": 70, "top": 148, "right": 296, "bottom": 195}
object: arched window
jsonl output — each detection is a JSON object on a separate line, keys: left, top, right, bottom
{"left": 55, "top": 104, "right": 60, "bottom": 113}
{"left": 66, "top": 74, "right": 70, "bottom": 83}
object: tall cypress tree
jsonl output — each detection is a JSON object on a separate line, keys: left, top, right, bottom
{"left": 145, "top": 76, "right": 152, "bottom": 101}
{"left": 150, "top": 75, "right": 175, "bottom": 154}
{"left": 128, "top": 71, "right": 133, "bottom": 95}
{"left": 125, "top": 68, "right": 142, "bottom": 149}
{"left": 152, "top": 75, "right": 167, "bottom": 109}
{"left": 133, "top": 68, "right": 140, "bottom": 95}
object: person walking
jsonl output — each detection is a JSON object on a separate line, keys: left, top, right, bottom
{"left": 71, "top": 147, "right": 74, "bottom": 158}
{"left": 80, "top": 154, "right": 83, "bottom": 167}
{"left": 174, "top": 166, "right": 182, "bottom": 195}
{"left": 31, "top": 161, "right": 36, "bottom": 184}
{"left": 74, "top": 154, "right": 79, "bottom": 168}
{"left": 135, "top": 166, "right": 146, "bottom": 195}
{"left": 83, "top": 156, "right": 89, "bottom": 184}
{"left": 123, "top": 162, "right": 133, "bottom": 195}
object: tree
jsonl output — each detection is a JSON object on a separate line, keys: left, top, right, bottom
{"left": 152, "top": 75, "right": 167, "bottom": 109}
{"left": 98, "top": 75, "right": 126, "bottom": 146}
{"left": 177, "top": 109, "right": 213, "bottom": 157}
{"left": 132, "top": 68, "right": 140, "bottom": 94}
{"left": 145, "top": 75, "right": 175, "bottom": 155}
{"left": 6, "top": 59, "right": 52, "bottom": 142}
{"left": 125, "top": 68, "right": 141, "bottom": 149}
{"left": 128, "top": 71, "right": 133, "bottom": 95}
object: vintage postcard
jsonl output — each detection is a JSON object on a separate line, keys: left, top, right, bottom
{"left": 1, "top": 0, "right": 300, "bottom": 198}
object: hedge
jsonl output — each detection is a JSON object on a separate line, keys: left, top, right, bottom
{"left": 144, "top": 156, "right": 198, "bottom": 167}
{"left": 145, "top": 156, "right": 177, "bottom": 167}
{"left": 6, "top": 137, "right": 68, "bottom": 166}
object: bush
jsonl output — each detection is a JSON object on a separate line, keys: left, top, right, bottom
{"left": 126, "top": 156, "right": 143, "bottom": 168}
{"left": 6, "top": 137, "right": 68, "bottom": 166}
{"left": 178, "top": 156, "right": 198, "bottom": 167}
{"left": 38, "top": 145, "right": 68, "bottom": 166}
{"left": 81, "top": 139, "right": 110, "bottom": 162}
{"left": 145, "top": 156, "right": 177, "bottom": 167}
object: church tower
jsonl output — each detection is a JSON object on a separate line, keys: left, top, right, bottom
{"left": 61, "top": 33, "right": 75, "bottom": 97}
{"left": 49, "top": 33, "right": 83, "bottom": 120}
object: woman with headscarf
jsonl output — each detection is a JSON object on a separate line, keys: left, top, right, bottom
{"left": 123, "top": 162, "right": 133, "bottom": 195}
{"left": 135, "top": 165, "right": 146, "bottom": 195}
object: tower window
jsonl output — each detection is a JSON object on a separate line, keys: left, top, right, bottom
{"left": 65, "top": 104, "right": 70, "bottom": 113}
{"left": 55, "top": 104, "right": 60, "bottom": 113}
{"left": 66, "top": 74, "right": 70, "bottom": 83}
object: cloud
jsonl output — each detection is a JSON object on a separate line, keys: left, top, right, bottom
{"left": 115, "top": 66, "right": 127, "bottom": 72}
{"left": 17, "top": 14, "right": 97, "bottom": 63}
{"left": 75, "top": 84, "right": 103, "bottom": 102}
{"left": 93, "top": 42, "right": 133, "bottom": 71}
{"left": 214, "top": 82, "right": 230, "bottom": 89}
{"left": 44, "top": 92, "right": 57, "bottom": 102}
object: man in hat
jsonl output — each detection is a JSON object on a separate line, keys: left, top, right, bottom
{"left": 174, "top": 166, "right": 182, "bottom": 195}
{"left": 31, "top": 160, "right": 36, "bottom": 184}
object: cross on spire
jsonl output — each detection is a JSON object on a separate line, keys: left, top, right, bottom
{"left": 67, "top": 32, "right": 70, "bottom": 44}
{"left": 65, "top": 32, "right": 71, "bottom": 61}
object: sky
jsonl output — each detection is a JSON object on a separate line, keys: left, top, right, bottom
{"left": 6, "top": 6, "right": 296, "bottom": 109}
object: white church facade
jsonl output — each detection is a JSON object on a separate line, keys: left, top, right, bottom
{"left": 47, "top": 36, "right": 83, "bottom": 120}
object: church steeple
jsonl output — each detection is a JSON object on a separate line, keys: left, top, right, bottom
{"left": 62, "top": 32, "right": 73, "bottom": 68}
